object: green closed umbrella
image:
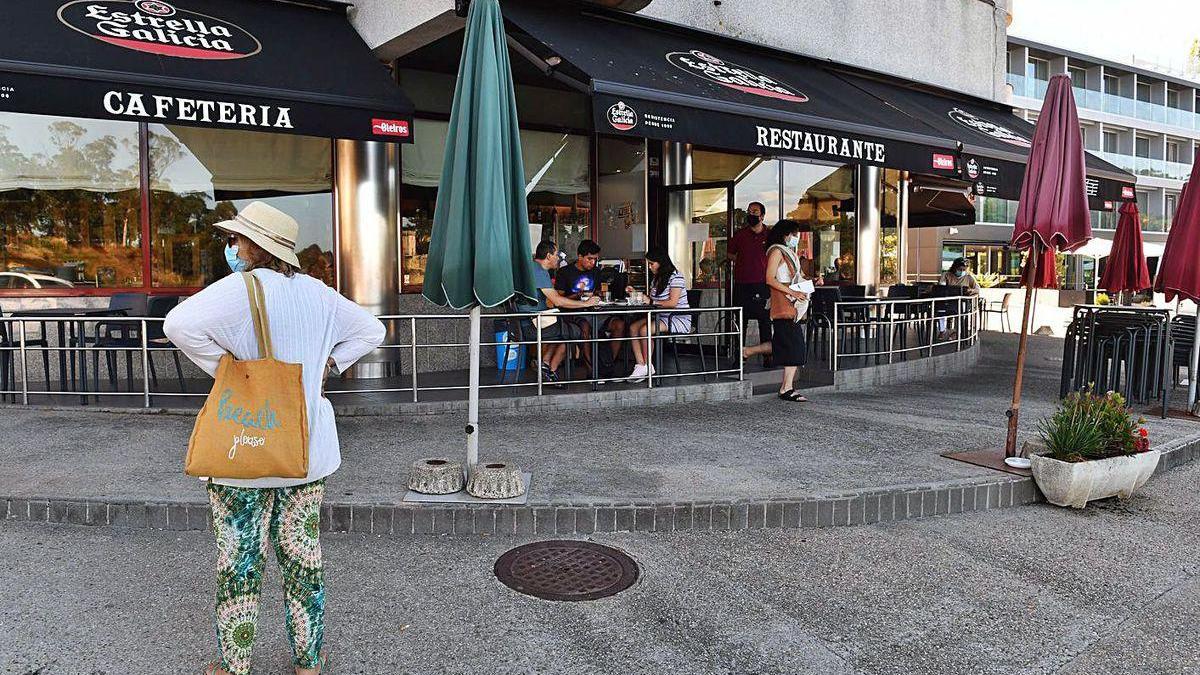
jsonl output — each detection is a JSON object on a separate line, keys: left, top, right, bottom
{"left": 422, "top": 0, "right": 538, "bottom": 468}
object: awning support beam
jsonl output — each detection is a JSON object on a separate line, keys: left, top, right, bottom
{"left": 504, "top": 35, "right": 591, "bottom": 95}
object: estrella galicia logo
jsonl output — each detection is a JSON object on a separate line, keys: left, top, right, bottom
{"left": 58, "top": 0, "right": 262, "bottom": 60}
{"left": 607, "top": 101, "right": 638, "bottom": 131}
{"left": 666, "top": 50, "right": 808, "bottom": 103}
{"left": 948, "top": 108, "right": 1031, "bottom": 148}
{"left": 966, "top": 158, "right": 980, "bottom": 179}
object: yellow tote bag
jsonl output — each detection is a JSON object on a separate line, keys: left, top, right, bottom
{"left": 184, "top": 273, "right": 309, "bottom": 479}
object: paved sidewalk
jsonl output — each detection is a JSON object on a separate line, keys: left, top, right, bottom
{"left": 3, "top": 459, "right": 1199, "bottom": 674}
{"left": 3, "top": 332, "right": 1199, "bottom": 531}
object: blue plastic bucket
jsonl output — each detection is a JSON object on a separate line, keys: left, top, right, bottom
{"left": 494, "top": 331, "right": 526, "bottom": 371}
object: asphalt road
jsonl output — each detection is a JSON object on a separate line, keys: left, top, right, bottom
{"left": 3, "top": 462, "right": 1199, "bottom": 675}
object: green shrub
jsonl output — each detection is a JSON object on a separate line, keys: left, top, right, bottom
{"left": 1039, "top": 388, "right": 1150, "bottom": 462}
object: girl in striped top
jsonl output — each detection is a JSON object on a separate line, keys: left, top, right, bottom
{"left": 627, "top": 249, "right": 691, "bottom": 382}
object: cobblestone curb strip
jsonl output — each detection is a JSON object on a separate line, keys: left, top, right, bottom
{"left": 8, "top": 436, "right": 1198, "bottom": 536}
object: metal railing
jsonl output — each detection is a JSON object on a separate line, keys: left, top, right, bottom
{"left": 0, "top": 306, "right": 744, "bottom": 407}
{"left": 828, "top": 296, "right": 982, "bottom": 371}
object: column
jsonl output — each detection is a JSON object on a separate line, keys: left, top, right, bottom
{"left": 335, "top": 139, "right": 401, "bottom": 378}
{"left": 856, "top": 164, "right": 881, "bottom": 293}
{"left": 663, "top": 141, "right": 694, "bottom": 286}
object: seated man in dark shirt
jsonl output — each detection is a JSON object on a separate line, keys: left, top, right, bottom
{"left": 554, "top": 239, "right": 627, "bottom": 376}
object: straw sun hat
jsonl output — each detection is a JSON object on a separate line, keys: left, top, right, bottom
{"left": 214, "top": 201, "right": 301, "bottom": 268}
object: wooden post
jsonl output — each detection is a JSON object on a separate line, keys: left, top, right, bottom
{"left": 1005, "top": 241, "right": 1041, "bottom": 457}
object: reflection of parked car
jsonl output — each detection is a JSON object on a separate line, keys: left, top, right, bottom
{"left": 0, "top": 272, "right": 76, "bottom": 289}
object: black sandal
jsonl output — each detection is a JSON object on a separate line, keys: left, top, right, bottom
{"left": 777, "top": 390, "right": 808, "bottom": 402}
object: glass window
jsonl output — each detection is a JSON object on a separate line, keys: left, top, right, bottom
{"left": 783, "top": 161, "right": 856, "bottom": 285}
{"left": 693, "top": 150, "right": 781, "bottom": 225}
{"left": 1104, "top": 75, "right": 1120, "bottom": 96}
{"left": 1168, "top": 88, "right": 1181, "bottom": 108}
{"left": 596, "top": 135, "right": 646, "bottom": 263}
{"left": 1135, "top": 136, "right": 1150, "bottom": 158}
{"left": 1028, "top": 58, "right": 1050, "bottom": 81}
{"left": 1102, "top": 131, "right": 1119, "bottom": 153}
{"left": 402, "top": 119, "right": 592, "bottom": 291}
{"left": 1068, "top": 66, "right": 1087, "bottom": 83}
{"left": 148, "top": 125, "right": 333, "bottom": 288}
{"left": 1166, "top": 193, "right": 1178, "bottom": 222}
{"left": 1167, "top": 141, "right": 1181, "bottom": 163}
{"left": 0, "top": 112, "right": 141, "bottom": 288}
{"left": 879, "top": 169, "right": 900, "bottom": 286}
{"left": 1136, "top": 82, "right": 1152, "bottom": 103}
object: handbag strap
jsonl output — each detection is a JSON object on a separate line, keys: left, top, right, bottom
{"left": 241, "top": 272, "right": 273, "bottom": 359}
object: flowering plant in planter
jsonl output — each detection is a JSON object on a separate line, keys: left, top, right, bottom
{"left": 1032, "top": 388, "right": 1158, "bottom": 508}
{"left": 1039, "top": 389, "right": 1150, "bottom": 462}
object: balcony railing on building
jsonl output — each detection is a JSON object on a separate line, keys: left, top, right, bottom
{"left": 1008, "top": 73, "right": 1200, "bottom": 134}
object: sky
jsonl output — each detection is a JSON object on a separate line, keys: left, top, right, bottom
{"left": 1009, "top": 0, "right": 1200, "bottom": 77}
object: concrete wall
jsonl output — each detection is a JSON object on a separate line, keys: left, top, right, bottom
{"left": 352, "top": 0, "right": 1010, "bottom": 101}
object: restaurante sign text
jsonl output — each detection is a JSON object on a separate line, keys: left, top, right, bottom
{"left": 755, "top": 125, "right": 887, "bottom": 162}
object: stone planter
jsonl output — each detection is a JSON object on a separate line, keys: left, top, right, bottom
{"left": 466, "top": 462, "right": 526, "bottom": 499}
{"left": 1030, "top": 450, "right": 1160, "bottom": 508}
{"left": 408, "top": 458, "right": 465, "bottom": 495}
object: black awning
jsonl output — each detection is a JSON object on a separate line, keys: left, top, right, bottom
{"left": 0, "top": 0, "right": 413, "bottom": 142}
{"left": 840, "top": 74, "right": 1136, "bottom": 209}
{"left": 502, "top": 1, "right": 961, "bottom": 175}
{"left": 908, "top": 175, "right": 977, "bottom": 228}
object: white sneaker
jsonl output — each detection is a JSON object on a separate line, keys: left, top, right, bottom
{"left": 628, "top": 364, "right": 648, "bottom": 383}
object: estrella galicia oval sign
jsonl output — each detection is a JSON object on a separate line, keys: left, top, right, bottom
{"left": 666, "top": 50, "right": 808, "bottom": 103}
{"left": 607, "top": 101, "right": 637, "bottom": 131}
{"left": 58, "top": 0, "right": 262, "bottom": 60}
{"left": 948, "top": 108, "right": 1031, "bottom": 148}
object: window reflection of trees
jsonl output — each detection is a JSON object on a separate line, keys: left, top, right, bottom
{"left": 0, "top": 117, "right": 141, "bottom": 287}
{"left": 148, "top": 127, "right": 335, "bottom": 288}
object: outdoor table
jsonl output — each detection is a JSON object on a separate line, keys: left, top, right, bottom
{"left": 562, "top": 303, "right": 655, "bottom": 389}
{"left": 9, "top": 307, "right": 127, "bottom": 404}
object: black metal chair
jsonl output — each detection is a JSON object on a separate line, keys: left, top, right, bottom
{"left": 654, "top": 289, "right": 708, "bottom": 381}
{"left": 981, "top": 292, "right": 1013, "bottom": 332}
{"left": 809, "top": 287, "right": 841, "bottom": 363}
{"left": 4, "top": 310, "right": 52, "bottom": 391}
{"left": 146, "top": 296, "right": 187, "bottom": 396}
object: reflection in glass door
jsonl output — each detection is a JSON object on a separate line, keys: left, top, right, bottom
{"left": 664, "top": 181, "right": 734, "bottom": 308}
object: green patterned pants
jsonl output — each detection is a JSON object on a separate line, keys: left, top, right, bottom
{"left": 207, "top": 480, "right": 325, "bottom": 675}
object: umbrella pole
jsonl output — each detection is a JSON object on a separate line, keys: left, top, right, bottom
{"left": 1190, "top": 301, "right": 1200, "bottom": 415}
{"left": 1005, "top": 242, "right": 1040, "bottom": 457}
{"left": 467, "top": 304, "right": 481, "bottom": 468}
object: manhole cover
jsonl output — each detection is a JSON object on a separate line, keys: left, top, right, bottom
{"left": 494, "top": 540, "right": 639, "bottom": 601}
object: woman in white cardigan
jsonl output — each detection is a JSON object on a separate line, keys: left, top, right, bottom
{"left": 164, "top": 201, "right": 384, "bottom": 675}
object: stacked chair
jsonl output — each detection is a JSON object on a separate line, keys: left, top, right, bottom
{"left": 1060, "top": 305, "right": 1171, "bottom": 413}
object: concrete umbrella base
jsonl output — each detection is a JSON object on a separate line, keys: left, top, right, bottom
{"left": 1030, "top": 450, "right": 1160, "bottom": 508}
{"left": 408, "top": 458, "right": 466, "bottom": 495}
{"left": 466, "top": 462, "right": 526, "bottom": 499}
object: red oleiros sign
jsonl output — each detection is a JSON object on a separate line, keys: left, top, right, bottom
{"left": 932, "top": 153, "right": 956, "bottom": 171}
{"left": 372, "top": 118, "right": 410, "bottom": 138}
{"left": 1121, "top": 186, "right": 1135, "bottom": 200}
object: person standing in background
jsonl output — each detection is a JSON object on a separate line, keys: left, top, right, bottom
{"left": 728, "top": 201, "right": 773, "bottom": 367}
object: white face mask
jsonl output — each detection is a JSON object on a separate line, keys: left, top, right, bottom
{"left": 784, "top": 235, "right": 800, "bottom": 249}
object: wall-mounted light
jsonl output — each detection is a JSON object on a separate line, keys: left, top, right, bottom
{"left": 545, "top": 56, "right": 562, "bottom": 68}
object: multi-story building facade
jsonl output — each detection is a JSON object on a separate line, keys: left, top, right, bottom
{"left": 948, "top": 35, "right": 1197, "bottom": 287}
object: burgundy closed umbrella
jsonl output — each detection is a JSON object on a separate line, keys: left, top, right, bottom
{"left": 1100, "top": 201, "right": 1151, "bottom": 297}
{"left": 1154, "top": 148, "right": 1200, "bottom": 410}
{"left": 1005, "top": 74, "right": 1093, "bottom": 457}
